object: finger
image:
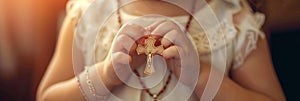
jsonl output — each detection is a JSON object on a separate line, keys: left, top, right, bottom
{"left": 161, "top": 29, "right": 178, "bottom": 48}
{"left": 111, "top": 51, "right": 132, "bottom": 65}
{"left": 166, "top": 58, "right": 176, "bottom": 74}
{"left": 151, "top": 21, "right": 180, "bottom": 36}
{"left": 163, "top": 46, "right": 199, "bottom": 88}
{"left": 118, "top": 23, "right": 145, "bottom": 40}
{"left": 162, "top": 29, "right": 187, "bottom": 47}
{"left": 146, "top": 20, "right": 167, "bottom": 32}
{"left": 111, "top": 52, "right": 133, "bottom": 82}
{"left": 162, "top": 46, "right": 180, "bottom": 60}
{"left": 163, "top": 46, "right": 181, "bottom": 77}
{"left": 112, "top": 34, "right": 136, "bottom": 53}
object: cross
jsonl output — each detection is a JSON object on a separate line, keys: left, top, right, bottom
{"left": 136, "top": 35, "right": 164, "bottom": 75}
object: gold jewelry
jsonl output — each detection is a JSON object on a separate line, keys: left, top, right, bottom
{"left": 136, "top": 34, "right": 164, "bottom": 75}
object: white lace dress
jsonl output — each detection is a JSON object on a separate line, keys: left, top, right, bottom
{"left": 68, "top": 0, "right": 266, "bottom": 101}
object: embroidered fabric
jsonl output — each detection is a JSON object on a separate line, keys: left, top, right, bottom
{"left": 67, "top": 0, "right": 267, "bottom": 100}
{"left": 189, "top": 19, "right": 238, "bottom": 55}
{"left": 66, "top": 0, "right": 265, "bottom": 73}
{"left": 231, "top": 1, "right": 266, "bottom": 69}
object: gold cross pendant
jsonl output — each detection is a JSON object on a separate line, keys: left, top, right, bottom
{"left": 136, "top": 35, "right": 164, "bottom": 75}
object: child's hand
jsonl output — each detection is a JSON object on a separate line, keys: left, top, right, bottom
{"left": 148, "top": 20, "right": 200, "bottom": 88}
{"left": 99, "top": 24, "right": 147, "bottom": 87}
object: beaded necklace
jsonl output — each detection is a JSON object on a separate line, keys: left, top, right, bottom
{"left": 116, "top": 0, "right": 196, "bottom": 100}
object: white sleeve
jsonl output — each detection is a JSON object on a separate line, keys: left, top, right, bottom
{"left": 231, "top": 0, "right": 266, "bottom": 69}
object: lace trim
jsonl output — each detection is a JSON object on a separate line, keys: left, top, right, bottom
{"left": 189, "top": 19, "right": 237, "bottom": 55}
{"left": 232, "top": 11, "right": 266, "bottom": 69}
{"left": 67, "top": 0, "right": 266, "bottom": 70}
{"left": 94, "top": 18, "right": 238, "bottom": 62}
{"left": 232, "top": 30, "right": 262, "bottom": 69}
{"left": 66, "top": 0, "right": 91, "bottom": 27}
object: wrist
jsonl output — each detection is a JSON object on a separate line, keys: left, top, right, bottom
{"left": 78, "top": 64, "right": 111, "bottom": 100}
{"left": 96, "top": 62, "right": 116, "bottom": 90}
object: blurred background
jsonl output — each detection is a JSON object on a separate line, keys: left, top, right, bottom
{"left": 0, "top": 0, "right": 299, "bottom": 101}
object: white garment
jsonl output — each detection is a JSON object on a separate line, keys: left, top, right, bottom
{"left": 67, "top": 0, "right": 265, "bottom": 100}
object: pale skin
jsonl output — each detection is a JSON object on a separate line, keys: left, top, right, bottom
{"left": 37, "top": 0, "right": 286, "bottom": 101}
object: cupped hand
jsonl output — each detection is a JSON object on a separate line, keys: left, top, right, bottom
{"left": 147, "top": 20, "right": 200, "bottom": 88}
{"left": 99, "top": 23, "right": 147, "bottom": 87}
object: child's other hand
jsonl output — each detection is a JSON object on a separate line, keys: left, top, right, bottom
{"left": 148, "top": 20, "right": 200, "bottom": 88}
{"left": 100, "top": 24, "right": 147, "bottom": 87}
